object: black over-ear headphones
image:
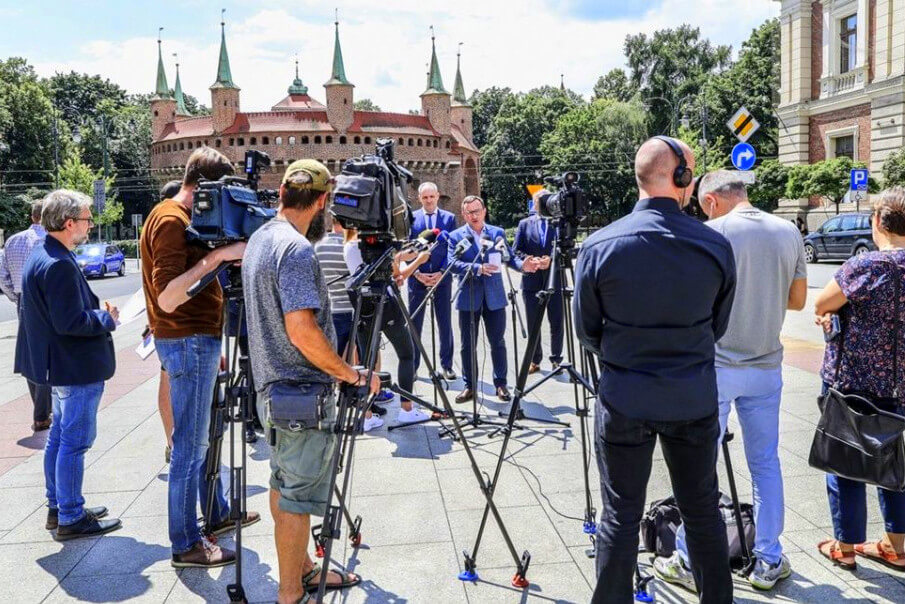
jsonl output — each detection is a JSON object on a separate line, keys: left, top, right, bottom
{"left": 653, "top": 135, "right": 694, "bottom": 189}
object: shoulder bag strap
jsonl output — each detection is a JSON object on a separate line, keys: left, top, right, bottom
{"left": 891, "top": 260, "right": 901, "bottom": 399}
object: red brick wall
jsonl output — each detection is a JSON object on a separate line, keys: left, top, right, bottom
{"left": 808, "top": 103, "right": 872, "bottom": 163}
{"left": 812, "top": 2, "right": 823, "bottom": 101}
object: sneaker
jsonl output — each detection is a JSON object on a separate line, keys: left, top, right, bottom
{"left": 441, "top": 368, "right": 457, "bottom": 381}
{"left": 397, "top": 408, "right": 429, "bottom": 424}
{"left": 374, "top": 389, "right": 394, "bottom": 404}
{"left": 172, "top": 537, "right": 236, "bottom": 568}
{"left": 748, "top": 554, "right": 791, "bottom": 591}
{"left": 363, "top": 415, "right": 384, "bottom": 432}
{"left": 652, "top": 552, "right": 696, "bottom": 593}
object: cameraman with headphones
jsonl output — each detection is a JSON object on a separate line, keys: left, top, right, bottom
{"left": 574, "top": 137, "right": 736, "bottom": 603}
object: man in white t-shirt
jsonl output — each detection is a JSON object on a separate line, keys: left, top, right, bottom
{"left": 654, "top": 170, "right": 808, "bottom": 592}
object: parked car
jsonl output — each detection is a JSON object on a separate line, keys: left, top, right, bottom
{"left": 803, "top": 212, "right": 877, "bottom": 263}
{"left": 74, "top": 243, "right": 126, "bottom": 278}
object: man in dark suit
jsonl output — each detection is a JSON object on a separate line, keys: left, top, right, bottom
{"left": 513, "top": 199, "right": 563, "bottom": 374}
{"left": 447, "top": 195, "right": 539, "bottom": 402}
{"left": 408, "top": 182, "right": 457, "bottom": 380}
{"left": 15, "top": 190, "right": 122, "bottom": 540}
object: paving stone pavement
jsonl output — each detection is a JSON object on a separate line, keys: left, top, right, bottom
{"left": 1, "top": 280, "right": 904, "bottom": 603}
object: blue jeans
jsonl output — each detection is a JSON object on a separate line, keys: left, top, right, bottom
{"left": 676, "top": 365, "right": 785, "bottom": 565}
{"left": 44, "top": 382, "right": 104, "bottom": 526}
{"left": 822, "top": 382, "right": 905, "bottom": 543}
{"left": 156, "top": 335, "right": 229, "bottom": 555}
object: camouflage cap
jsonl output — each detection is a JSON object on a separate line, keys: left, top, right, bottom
{"left": 281, "top": 159, "right": 334, "bottom": 193}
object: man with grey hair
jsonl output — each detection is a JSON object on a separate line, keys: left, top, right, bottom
{"left": 654, "top": 170, "right": 807, "bottom": 591}
{"left": 1, "top": 200, "right": 52, "bottom": 430}
{"left": 15, "top": 190, "right": 122, "bottom": 540}
{"left": 407, "top": 181, "right": 457, "bottom": 380}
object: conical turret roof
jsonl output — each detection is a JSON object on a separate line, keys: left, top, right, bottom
{"left": 422, "top": 30, "right": 449, "bottom": 96}
{"left": 210, "top": 19, "right": 239, "bottom": 90}
{"left": 324, "top": 20, "right": 352, "bottom": 86}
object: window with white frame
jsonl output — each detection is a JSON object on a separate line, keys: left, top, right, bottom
{"left": 840, "top": 14, "right": 857, "bottom": 74}
{"left": 834, "top": 135, "right": 855, "bottom": 159}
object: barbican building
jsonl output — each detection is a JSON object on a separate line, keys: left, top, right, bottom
{"left": 149, "top": 20, "right": 480, "bottom": 211}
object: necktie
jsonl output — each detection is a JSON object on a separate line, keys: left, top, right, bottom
{"left": 427, "top": 213, "right": 434, "bottom": 230}
{"left": 540, "top": 221, "right": 547, "bottom": 248}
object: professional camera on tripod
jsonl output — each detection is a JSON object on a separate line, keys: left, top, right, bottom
{"left": 534, "top": 171, "right": 587, "bottom": 248}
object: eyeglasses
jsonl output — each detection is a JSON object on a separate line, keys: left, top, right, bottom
{"left": 73, "top": 217, "right": 95, "bottom": 226}
{"left": 464, "top": 208, "right": 484, "bottom": 217}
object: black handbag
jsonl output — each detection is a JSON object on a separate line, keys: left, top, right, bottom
{"left": 264, "top": 381, "right": 333, "bottom": 432}
{"left": 808, "top": 260, "right": 905, "bottom": 491}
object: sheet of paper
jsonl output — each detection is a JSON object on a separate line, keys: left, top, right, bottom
{"left": 118, "top": 287, "right": 147, "bottom": 326}
{"left": 135, "top": 332, "right": 156, "bottom": 360}
{"left": 487, "top": 251, "right": 502, "bottom": 269}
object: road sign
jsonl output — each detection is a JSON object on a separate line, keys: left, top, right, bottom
{"left": 850, "top": 168, "right": 869, "bottom": 191}
{"left": 92, "top": 179, "right": 106, "bottom": 214}
{"left": 726, "top": 106, "right": 761, "bottom": 143}
{"left": 131, "top": 213, "right": 143, "bottom": 228}
{"left": 731, "top": 143, "right": 757, "bottom": 171}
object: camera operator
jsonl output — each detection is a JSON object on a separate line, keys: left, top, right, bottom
{"left": 574, "top": 137, "right": 736, "bottom": 604}
{"left": 242, "top": 159, "right": 377, "bottom": 603}
{"left": 513, "top": 190, "right": 562, "bottom": 374}
{"left": 140, "top": 147, "right": 260, "bottom": 568}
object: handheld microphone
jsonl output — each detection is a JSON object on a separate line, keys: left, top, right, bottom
{"left": 403, "top": 228, "right": 440, "bottom": 252}
{"left": 493, "top": 236, "right": 510, "bottom": 262}
{"left": 479, "top": 233, "right": 493, "bottom": 256}
{"left": 453, "top": 234, "right": 473, "bottom": 258}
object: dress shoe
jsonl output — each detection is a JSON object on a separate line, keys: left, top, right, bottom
{"left": 172, "top": 537, "right": 236, "bottom": 568}
{"left": 47, "top": 505, "right": 108, "bottom": 530}
{"left": 55, "top": 514, "right": 121, "bottom": 540}
{"left": 32, "top": 419, "right": 51, "bottom": 432}
{"left": 441, "top": 367, "right": 457, "bottom": 381}
{"left": 455, "top": 389, "right": 474, "bottom": 404}
{"left": 208, "top": 510, "right": 261, "bottom": 536}
{"left": 528, "top": 362, "right": 541, "bottom": 374}
{"left": 496, "top": 386, "right": 511, "bottom": 401}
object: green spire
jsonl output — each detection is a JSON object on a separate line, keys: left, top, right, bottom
{"left": 288, "top": 57, "right": 309, "bottom": 94}
{"left": 211, "top": 15, "right": 238, "bottom": 89}
{"left": 173, "top": 56, "right": 189, "bottom": 115}
{"left": 452, "top": 44, "right": 468, "bottom": 105}
{"left": 422, "top": 27, "right": 448, "bottom": 96}
{"left": 325, "top": 18, "right": 351, "bottom": 86}
{"left": 153, "top": 32, "right": 171, "bottom": 99}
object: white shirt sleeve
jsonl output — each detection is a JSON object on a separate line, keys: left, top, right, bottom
{"left": 343, "top": 241, "right": 364, "bottom": 274}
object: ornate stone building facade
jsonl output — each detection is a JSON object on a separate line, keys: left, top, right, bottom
{"left": 775, "top": 0, "right": 905, "bottom": 225}
{"left": 149, "top": 21, "right": 480, "bottom": 212}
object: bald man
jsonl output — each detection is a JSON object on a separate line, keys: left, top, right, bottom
{"left": 574, "top": 137, "right": 736, "bottom": 604}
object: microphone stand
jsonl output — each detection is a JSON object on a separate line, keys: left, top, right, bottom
{"left": 501, "top": 252, "right": 526, "bottom": 383}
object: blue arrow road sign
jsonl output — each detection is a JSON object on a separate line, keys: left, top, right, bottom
{"left": 851, "top": 168, "right": 869, "bottom": 191}
{"left": 731, "top": 143, "right": 757, "bottom": 171}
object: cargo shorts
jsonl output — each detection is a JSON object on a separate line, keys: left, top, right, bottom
{"left": 267, "top": 392, "right": 337, "bottom": 516}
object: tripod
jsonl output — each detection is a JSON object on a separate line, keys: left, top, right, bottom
{"left": 314, "top": 243, "right": 532, "bottom": 599}
{"left": 460, "top": 224, "right": 598, "bottom": 583}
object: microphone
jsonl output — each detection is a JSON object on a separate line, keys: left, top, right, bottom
{"left": 403, "top": 228, "right": 440, "bottom": 252}
{"left": 493, "top": 236, "right": 510, "bottom": 262}
{"left": 453, "top": 234, "right": 473, "bottom": 258}
{"left": 478, "top": 233, "right": 493, "bottom": 257}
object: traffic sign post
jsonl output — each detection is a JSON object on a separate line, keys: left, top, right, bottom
{"left": 731, "top": 143, "right": 757, "bottom": 171}
{"left": 132, "top": 214, "right": 143, "bottom": 262}
{"left": 92, "top": 179, "right": 105, "bottom": 242}
{"left": 726, "top": 106, "right": 761, "bottom": 143}
{"left": 850, "top": 168, "right": 869, "bottom": 211}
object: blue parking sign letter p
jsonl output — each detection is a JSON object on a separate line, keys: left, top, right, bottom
{"left": 851, "top": 168, "right": 869, "bottom": 190}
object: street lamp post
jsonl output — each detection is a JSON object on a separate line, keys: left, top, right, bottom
{"left": 679, "top": 95, "right": 709, "bottom": 171}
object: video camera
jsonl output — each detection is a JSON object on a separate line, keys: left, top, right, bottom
{"left": 331, "top": 138, "right": 413, "bottom": 264}
{"left": 186, "top": 149, "right": 278, "bottom": 247}
{"left": 536, "top": 171, "right": 587, "bottom": 247}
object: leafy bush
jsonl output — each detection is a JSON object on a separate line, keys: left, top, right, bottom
{"left": 882, "top": 148, "right": 905, "bottom": 187}
{"left": 112, "top": 239, "right": 138, "bottom": 258}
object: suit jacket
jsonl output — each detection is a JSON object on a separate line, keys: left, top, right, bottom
{"left": 14, "top": 236, "right": 116, "bottom": 386}
{"left": 408, "top": 208, "right": 457, "bottom": 291}
{"left": 513, "top": 215, "right": 561, "bottom": 292}
{"left": 447, "top": 224, "right": 523, "bottom": 312}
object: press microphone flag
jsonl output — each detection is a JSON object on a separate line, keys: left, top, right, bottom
{"left": 493, "top": 236, "right": 511, "bottom": 262}
{"left": 403, "top": 228, "right": 440, "bottom": 252}
{"left": 453, "top": 234, "right": 473, "bottom": 258}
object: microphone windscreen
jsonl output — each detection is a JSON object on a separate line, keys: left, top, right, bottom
{"left": 417, "top": 228, "right": 437, "bottom": 242}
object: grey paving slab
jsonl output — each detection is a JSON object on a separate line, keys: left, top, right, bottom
{"left": 463, "top": 561, "right": 592, "bottom": 603}
{"left": 43, "top": 570, "right": 180, "bottom": 603}
{"left": 0, "top": 539, "right": 97, "bottom": 602}
{"left": 849, "top": 575, "right": 905, "bottom": 603}
{"left": 0, "top": 486, "right": 46, "bottom": 531}
{"left": 67, "top": 516, "right": 173, "bottom": 577}
{"left": 436, "top": 464, "right": 536, "bottom": 512}
{"left": 348, "top": 456, "right": 439, "bottom": 497}
{"left": 344, "top": 491, "right": 453, "bottom": 548}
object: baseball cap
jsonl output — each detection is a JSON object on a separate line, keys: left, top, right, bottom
{"left": 282, "top": 159, "right": 334, "bottom": 192}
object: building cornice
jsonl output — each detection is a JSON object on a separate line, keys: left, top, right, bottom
{"left": 778, "top": 76, "right": 905, "bottom": 116}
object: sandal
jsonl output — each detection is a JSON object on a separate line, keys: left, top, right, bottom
{"left": 302, "top": 564, "right": 361, "bottom": 594}
{"left": 817, "top": 539, "right": 857, "bottom": 571}
{"left": 854, "top": 539, "right": 905, "bottom": 572}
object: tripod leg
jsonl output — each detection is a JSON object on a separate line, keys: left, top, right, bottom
{"left": 722, "top": 433, "right": 754, "bottom": 576}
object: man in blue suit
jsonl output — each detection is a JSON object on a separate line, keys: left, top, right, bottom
{"left": 513, "top": 197, "right": 563, "bottom": 374}
{"left": 407, "top": 182, "right": 457, "bottom": 380}
{"left": 15, "top": 190, "right": 122, "bottom": 540}
{"left": 447, "top": 195, "right": 539, "bottom": 403}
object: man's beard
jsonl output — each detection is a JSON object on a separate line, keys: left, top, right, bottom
{"left": 305, "top": 208, "right": 327, "bottom": 243}
{"left": 73, "top": 231, "right": 89, "bottom": 246}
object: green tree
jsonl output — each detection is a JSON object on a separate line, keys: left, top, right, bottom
{"left": 786, "top": 157, "right": 877, "bottom": 214}
{"left": 540, "top": 99, "right": 648, "bottom": 220}
{"left": 469, "top": 86, "right": 513, "bottom": 148}
{"left": 882, "top": 148, "right": 905, "bottom": 187}
{"left": 676, "top": 125, "right": 730, "bottom": 174}
{"left": 353, "top": 98, "right": 381, "bottom": 112}
{"left": 592, "top": 69, "right": 637, "bottom": 103}
{"left": 748, "top": 160, "right": 789, "bottom": 212}
{"left": 0, "top": 189, "right": 42, "bottom": 236}
{"left": 48, "top": 71, "right": 126, "bottom": 125}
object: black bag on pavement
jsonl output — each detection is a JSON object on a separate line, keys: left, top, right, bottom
{"left": 808, "top": 261, "right": 905, "bottom": 492}
{"left": 718, "top": 493, "right": 756, "bottom": 564}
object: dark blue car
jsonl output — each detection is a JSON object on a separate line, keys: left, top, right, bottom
{"left": 74, "top": 243, "right": 126, "bottom": 278}
{"left": 803, "top": 212, "right": 877, "bottom": 263}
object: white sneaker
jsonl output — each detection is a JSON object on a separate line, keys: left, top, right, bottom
{"left": 748, "top": 554, "right": 791, "bottom": 590}
{"left": 652, "top": 551, "right": 696, "bottom": 593}
{"left": 363, "top": 415, "right": 384, "bottom": 432}
{"left": 397, "top": 408, "right": 429, "bottom": 424}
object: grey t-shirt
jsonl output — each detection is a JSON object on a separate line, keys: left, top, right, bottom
{"left": 706, "top": 207, "right": 807, "bottom": 368}
{"left": 242, "top": 219, "right": 335, "bottom": 389}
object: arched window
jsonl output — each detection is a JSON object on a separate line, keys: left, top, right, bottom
{"left": 238, "top": 137, "right": 245, "bottom": 146}
{"left": 301, "top": 136, "right": 309, "bottom": 144}
{"left": 339, "top": 136, "right": 347, "bottom": 144}
{"left": 197, "top": 141, "right": 202, "bottom": 148}
{"left": 262, "top": 136, "right": 269, "bottom": 145}
{"left": 398, "top": 138, "right": 404, "bottom": 145}
{"left": 250, "top": 137, "right": 257, "bottom": 145}
{"left": 408, "top": 138, "right": 414, "bottom": 146}
{"left": 224, "top": 100, "right": 228, "bottom": 106}
{"left": 314, "top": 136, "right": 322, "bottom": 144}
{"left": 165, "top": 144, "right": 171, "bottom": 152}
{"left": 326, "top": 136, "right": 333, "bottom": 144}
{"left": 365, "top": 137, "right": 371, "bottom": 144}
{"left": 446, "top": 140, "right": 451, "bottom": 149}
{"left": 354, "top": 136, "right": 361, "bottom": 144}
{"left": 153, "top": 110, "right": 159, "bottom": 117}
{"left": 215, "top": 139, "right": 221, "bottom": 147}
{"left": 433, "top": 139, "right": 438, "bottom": 148}
{"left": 417, "top": 139, "right": 423, "bottom": 147}
{"left": 229, "top": 138, "right": 235, "bottom": 146}
{"left": 178, "top": 142, "right": 183, "bottom": 150}
{"left": 275, "top": 136, "right": 282, "bottom": 145}
{"left": 289, "top": 136, "right": 296, "bottom": 145}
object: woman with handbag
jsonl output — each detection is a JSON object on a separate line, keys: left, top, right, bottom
{"left": 813, "top": 187, "right": 905, "bottom": 571}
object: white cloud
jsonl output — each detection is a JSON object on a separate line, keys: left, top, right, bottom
{"left": 30, "top": 0, "right": 778, "bottom": 114}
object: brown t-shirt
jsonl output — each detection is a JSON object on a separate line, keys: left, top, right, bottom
{"left": 140, "top": 199, "right": 223, "bottom": 338}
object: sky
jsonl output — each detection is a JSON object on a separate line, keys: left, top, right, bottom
{"left": 0, "top": 0, "right": 779, "bottom": 114}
